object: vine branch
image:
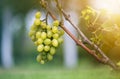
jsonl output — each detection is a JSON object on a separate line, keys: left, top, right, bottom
{"left": 40, "top": 0, "right": 119, "bottom": 70}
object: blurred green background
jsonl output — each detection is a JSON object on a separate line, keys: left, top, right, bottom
{"left": 0, "top": 0, "right": 120, "bottom": 79}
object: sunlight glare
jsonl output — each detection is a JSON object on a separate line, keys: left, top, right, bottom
{"left": 91, "top": 0, "right": 120, "bottom": 14}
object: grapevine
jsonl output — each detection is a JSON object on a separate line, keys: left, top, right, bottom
{"left": 28, "top": 0, "right": 120, "bottom": 70}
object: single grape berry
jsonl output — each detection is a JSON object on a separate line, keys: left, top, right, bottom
{"left": 29, "top": 30, "right": 36, "bottom": 37}
{"left": 47, "top": 54, "right": 53, "bottom": 61}
{"left": 42, "top": 52, "right": 46, "bottom": 56}
{"left": 58, "top": 37, "right": 63, "bottom": 44}
{"left": 40, "top": 60, "right": 45, "bottom": 64}
{"left": 37, "top": 44, "right": 44, "bottom": 52}
{"left": 34, "top": 19, "right": 41, "bottom": 26}
{"left": 30, "top": 25, "right": 37, "bottom": 30}
{"left": 41, "top": 32, "right": 47, "bottom": 40}
{"left": 34, "top": 41, "right": 38, "bottom": 46}
{"left": 52, "top": 39, "right": 58, "bottom": 47}
{"left": 36, "top": 32, "right": 41, "bottom": 39}
{"left": 53, "top": 33, "right": 59, "bottom": 39}
{"left": 35, "top": 11, "right": 41, "bottom": 19}
{"left": 53, "top": 20, "right": 59, "bottom": 26}
{"left": 50, "top": 47, "right": 56, "bottom": 55}
{"left": 52, "top": 26, "right": 58, "bottom": 33}
{"left": 36, "top": 54, "right": 42, "bottom": 62}
{"left": 44, "top": 45, "right": 50, "bottom": 52}
{"left": 44, "top": 39, "right": 51, "bottom": 45}
{"left": 47, "top": 31, "right": 53, "bottom": 38}
{"left": 42, "top": 55, "right": 47, "bottom": 60}
{"left": 59, "top": 29, "right": 65, "bottom": 36}
{"left": 37, "top": 38, "right": 43, "bottom": 45}
{"left": 46, "top": 25, "right": 51, "bottom": 30}
{"left": 40, "top": 22, "right": 47, "bottom": 29}
{"left": 31, "top": 35, "right": 35, "bottom": 41}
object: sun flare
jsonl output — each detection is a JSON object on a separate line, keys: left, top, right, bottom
{"left": 91, "top": 0, "right": 120, "bottom": 14}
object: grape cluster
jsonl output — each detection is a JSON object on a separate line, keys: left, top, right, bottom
{"left": 28, "top": 11, "right": 64, "bottom": 64}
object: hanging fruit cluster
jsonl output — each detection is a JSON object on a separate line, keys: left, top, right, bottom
{"left": 29, "top": 11, "right": 64, "bottom": 64}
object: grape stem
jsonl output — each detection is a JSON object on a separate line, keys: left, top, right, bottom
{"left": 45, "top": 12, "right": 49, "bottom": 25}
{"left": 40, "top": 0, "right": 119, "bottom": 70}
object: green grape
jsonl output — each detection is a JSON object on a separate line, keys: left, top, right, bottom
{"left": 37, "top": 27, "right": 42, "bottom": 32}
{"left": 34, "top": 41, "right": 39, "bottom": 46}
{"left": 37, "top": 44, "right": 44, "bottom": 52}
{"left": 52, "top": 26, "right": 58, "bottom": 33}
{"left": 53, "top": 33, "right": 59, "bottom": 39}
{"left": 29, "top": 30, "right": 36, "bottom": 37}
{"left": 44, "top": 45, "right": 50, "bottom": 52}
{"left": 37, "top": 38, "right": 43, "bottom": 45}
{"left": 59, "top": 29, "right": 65, "bottom": 36}
{"left": 31, "top": 35, "right": 35, "bottom": 41}
{"left": 36, "top": 32, "right": 41, "bottom": 39}
{"left": 36, "top": 54, "right": 42, "bottom": 62}
{"left": 30, "top": 25, "right": 37, "bottom": 30}
{"left": 35, "top": 11, "right": 41, "bottom": 19}
{"left": 47, "top": 54, "right": 53, "bottom": 61}
{"left": 41, "top": 32, "right": 47, "bottom": 40}
{"left": 44, "top": 39, "right": 51, "bottom": 45}
{"left": 40, "top": 22, "right": 47, "bottom": 29}
{"left": 58, "top": 37, "right": 63, "bottom": 44}
{"left": 40, "top": 60, "right": 45, "bottom": 64}
{"left": 47, "top": 31, "right": 53, "bottom": 38}
{"left": 42, "top": 52, "right": 47, "bottom": 55}
{"left": 34, "top": 19, "right": 41, "bottom": 26}
{"left": 46, "top": 25, "right": 51, "bottom": 30}
{"left": 42, "top": 55, "right": 47, "bottom": 60}
{"left": 53, "top": 20, "right": 59, "bottom": 26}
{"left": 50, "top": 47, "right": 56, "bottom": 55}
{"left": 52, "top": 39, "right": 58, "bottom": 47}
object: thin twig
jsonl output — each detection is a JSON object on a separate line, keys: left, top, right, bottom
{"left": 55, "top": 0, "right": 64, "bottom": 23}
{"left": 45, "top": 12, "right": 49, "bottom": 24}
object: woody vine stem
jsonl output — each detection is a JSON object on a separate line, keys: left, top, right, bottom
{"left": 40, "top": 0, "right": 119, "bottom": 70}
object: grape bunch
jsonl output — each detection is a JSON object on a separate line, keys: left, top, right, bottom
{"left": 28, "top": 11, "right": 64, "bottom": 64}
